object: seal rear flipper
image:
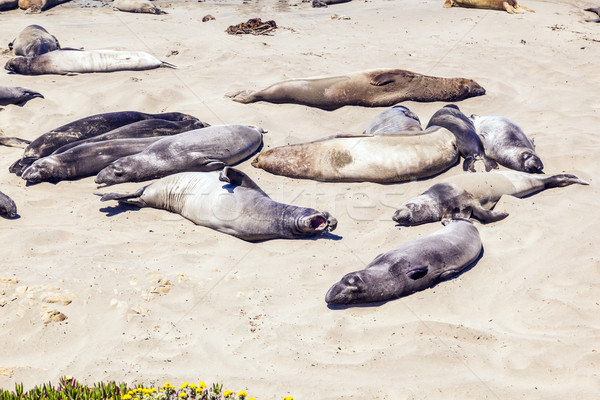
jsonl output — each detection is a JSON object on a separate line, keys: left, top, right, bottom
{"left": 219, "top": 166, "right": 269, "bottom": 197}
{"left": 471, "top": 205, "right": 508, "bottom": 224}
{"left": 543, "top": 174, "right": 590, "bottom": 189}
{"left": 0, "top": 137, "right": 31, "bottom": 148}
{"left": 482, "top": 156, "right": 498, "bottom": 172}
{"left": 462, "top": 156, "right": 476, "bottom": 172}
{"left": 96, "top": 186, "right": 148, "bottom": 207}
{"left": 160, "top": 61, "right": 176, "bottom": 69}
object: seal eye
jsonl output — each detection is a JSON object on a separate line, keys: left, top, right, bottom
{"left": 114, "top": 168, "right": 124, "bottom": 177}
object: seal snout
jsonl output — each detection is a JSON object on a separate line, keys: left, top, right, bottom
{"left": 392, "top": 207, "right": 412, "bottom": 225}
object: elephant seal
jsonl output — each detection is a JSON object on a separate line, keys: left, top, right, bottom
{"left": 51, "top": 118, "right": 208, "bottom": 154}
{"left": 0, "top": 0, "right": 18, "bottom": 11}
{"left": 5, "top": 49, "right": 174, "bottom": 75}
{"left": 9, "top": 111, "right": 198, "bottom": 176}
{"left": 227, "top": 69, "right": 486, "bottom": 111}
{"left": 443, "top": 0, "right": 533, "bottom": 13}
{"left": 312, "top": 0, "right": 351, "bottom": 7}
{"left": 252, "top": 127, "right": 458, "bottom": 183}
{"left": 392, "top": 171, "right": 589, "bottom": 226}
{"left": 325, "top": 219, "right": 482, "bottom": 305}
{"left": 363, "top": 105, "right": 422, "bottom": 134}
{"left": 21, "top": 136, "right": 165, "bottom": 183}
{"left": 18, "top": 0, "right": 69, "bottom": 12}
{"left": 113, "top": 0, "right": 166, "bottom": 14}
{"left": 426, "top": 105, "right": 497, "bottom": 172}
{"left": 98, "top": 167, "right": 337, "bottom": 241}
{"left": 0, "top": 191, "right": 17, "bottom": 218}
{"left": 470, "top": 115, "right": 543, "bottom": 173}
{"left": 585, "top": 7, "right": 600, "bottom": 21}
{"left": 95, "top": 124, "right": 264, "bottom": 185}
{"left": 9, "top": 25, "right": 60, "bottom": 57}
{"left": 0, "top": 85, "right": 43, "bottom": 106}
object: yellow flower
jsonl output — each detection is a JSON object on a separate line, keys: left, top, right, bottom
{"left": 198, "top": 382, "right": 207, "bottom": 389}
{"left": 163, "top": 382, "right": 171, "bottom": 388}
{"left": 223, "top": 390, "right": 234, "bottom": 397}
{"left": 249, "top": 398, "right": 256, "bottom": 400}
{"left": 238, "top": 390, "right": 248, "bottom": 398}
{"left": 190, "top": 384, "right": 197, "bottom": 389}
{"left": 179, "top": 393, "right": 188, "bottom": 398}
{"left": 121, "top": 395, "right": 132, "bottom": 400}
{"left": 196, "top": 388, "right": 203, "bottom": 394}
{"left": 282, "top": 397, "right": 294, "bottom": 400}
{"left": 180, "top": 383, "right": 189, "bottom": 389}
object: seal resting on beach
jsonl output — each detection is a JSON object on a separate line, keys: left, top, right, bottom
{"left": 51, "top": 118, "right": 208, "bottom": 154}
{"left": 0, "top": 85, "right": 43, "bottom": 106}
{"left": 0, "top": 0, "right": 18, "bottom": 11}
{"left": 5, "top": 49, "right": 174, "bottom": 75}
{"left": 471, "top": 114, "right": 543, "bottom": 173}
{"left": 427, "top": 105, "right": 497, "bottom": 172}
{"left": 363, "top": 105, "right": 422, "bottom": 134}
{"left": 443, "top": 0, "right": 533, "bottom": 13}
{"left": 252, "top": 127, "right": 458, "bottom": 183}
{"left": 9, "top": 25, "right": 60, "bottom": 57}
{"left": 95, "top": 124, "right": 264, "bottom": 185}
{"left": 9, "top": 111, "right": 198, "bottom": 176}
{"left": 392, "top": 171, "right": 589, "bottom": 226}
{"left": 98, "top": 167, "right": 337, "bottom": 241}
{"left": 325, "top": 219, "right": 482, "bottom": 305}
{"left": 18, "top": 0, "right": 69, "bottom": 12}
{"left": 585, "top": 6, "right": 600, "bottom": 21}
{"left": 113, "top": 0, "right": 166, "bottom": 14}
{"left": 0, "top": 191, "right": 17, "bottom": 218}
{"left": 21, "top": 137, "right": 166, "bottom": 183}
{"left": 227, "top": 69, "right": 486, "bottom": 110}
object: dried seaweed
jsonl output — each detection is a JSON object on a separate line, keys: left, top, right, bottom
{"left": 226, "top": 18, "right": 277, "bottom": 35}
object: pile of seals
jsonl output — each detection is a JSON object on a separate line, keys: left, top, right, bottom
{"left": 225, "top": 18, "right": 278, "bottom": 36}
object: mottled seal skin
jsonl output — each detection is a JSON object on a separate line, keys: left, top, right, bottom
{"left": 52, "top": 118, "right": 208, "bottom": 154}
{"left": 363, "top": 105, "right": 422, "bottom": 134}
{"left": 444, "top": 0, "right": 533, "bottom": 13}
{"left": 470, "top": 115, "right": 543, "bottom": 173}
{"left": 18, "top": 0, "right": 69, "bottom": 12}
{"left": 312, "top": 0, "right": 351, "bottom": 7}
{"left": 95, "top": 124, "right": 264, "bottom": 185}
{"left": 98, "top": 167, "right": 337, "bottom": 242}
{"left": 427, "top": 105, "right": 497, "bottom": 172}
{"left": 21, "top": 136, "right": 165, "bottom": 183}
{"left": 392, "top": 171, "right": 589, "bottom": 226}
{"left": 9, "top": 25, "right": 60, "bottom": 57}
{"left": 5, "top": 49, "right": 174, "bottom": 75}
{"left": 325, "top": 219, "right": 482, "bottom": 305}
{"left": 252, "top": 127, "right": 458, "bottom": 183}
{"left": 0, "top": 191, "right": 18, "bottom": 218}
{"left": 0, "top": 85, "right": 43, "bottom": 106}
{"left": 227, "top": 69, "right": 485, "bottom": 111}
{"left": 9, "top": 111, "right": 198, "bottom": 176}
{"left": 113, "top": 0, "right": 166, "bottom": 14}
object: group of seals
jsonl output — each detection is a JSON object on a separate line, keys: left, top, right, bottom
{"left": 444, "top": 0, "right": 534, "bottom": 14}
{"left": 0, "top": 0, "right": 68, "bottom": 11}
{"left": 252, "top": 127, "right": 458, "bottom": 183}
{"left": 99, "top": 167, "right": 337, "bottom": 242}
{"left": 227, "top": 68, "right": 485, "bottom": 110}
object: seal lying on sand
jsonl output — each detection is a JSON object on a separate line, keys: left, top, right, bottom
{"left": 95, "top": 124, "right": 264, "bottom": 185}
{"left": 18, "top": 0, "right": 69, "bottom": 12}
{"left": 227, "top": 69, "right": 486, "bottom": 110}
{"left": 252, "top": 127, "right": 458, "bottom": 183}
{"left": 0, "top": 191, "right": 17, "bottom": 218}
{"left": 363, "top": 105, "right": 422, "bottom": 134}
{"left": 443, "top": 0, "right": 533, "bottom": 13}
{"left": 113, "top": 0, "right": 166, "bottom": 14}
{"left": 392, "top": 171, "right": 589, "bottom": 226}
{"left": 98, "top": 167, "right": 337, "bottom": 241}
{"left": 471, "top": 115, "right": 543, "bottom": 173}
{"left": 51, "top": 118, "right": 207, "bottom": 154}
{"left": 0, "top": 85, "right": 43, "bottom": 106}
{"left": 325, "top": 219, "right": 482, "bottom": 305}
{"left": 9, "top": 111, "right": 197, "bottom": 176}
{"left": 9, "top": 25, "right": 60, "bottom": 57}
{"left": 0, "top": 0, "right": 18, "bottom": 11}
{"left": 5, "top": 49, "right": 174, "bottom": 75}
{"left": 585, "top": 6, "right": 600, "bottom": 21}
{"left": 427, "top": 105, "right": 497, "bottom": 172}
{"left": 21, "top": 137, "right": 166, "bottom": 183}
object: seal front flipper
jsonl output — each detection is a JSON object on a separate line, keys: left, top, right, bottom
{"left": 370, "top": 70, "right": 414, "bottom": 86}
{"left": 471, "top": 205, "right": 508, "bottom": 224}
{"left": 203, "top": 160, "right": 226, "bottom": 170}
{"left": 96, "top": 186, "right": 149, "bottom": 207}
{"left": 0, "top": 137, "right": 31, "bottom": 148}
{"left": 462, "top": 155, "right": 476, "bottom": 172}
{"left": 225, "top": 90, "right": 257, "bottom": 103}
{"left": 219, "top": 166, "right": 269, "bottom": 196}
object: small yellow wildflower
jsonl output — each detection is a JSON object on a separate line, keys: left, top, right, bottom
{"left": 121, "top": 395, "right": 132, "bottom": 400}
{"left": 238, "top": 390, "right": 248, "bottom": 399}
{"left": 190, "top": 383, "right": 197, "bottom": 389}
{"left": 179, "top": 393, "right": 188, "bottom": 398}
{"left": 180, "top": 383, "right": 189, "bottom": 389}
{"left": 282, "top": 397, "right": 294, "bottom": 400}
{"left": 198, "top": 382, "right": 207, "bottom": 389}
{"left": 249, "top": 398, "right": 256, "bottom": 400}
{"left": 223, "top": 390, "right": 234, "bottom": 397}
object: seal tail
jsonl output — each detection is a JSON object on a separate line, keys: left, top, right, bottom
{"left": 160, "top": 61, "right": 177, "bottom": 69}
{"left": 0, "top": 137, "right": 31, "bottom": 148}
{"left": 543, "top": 174, "right": 589, "bottom": 189}
{"left": 95, "top": 186, "right": 148, "bottom": 207}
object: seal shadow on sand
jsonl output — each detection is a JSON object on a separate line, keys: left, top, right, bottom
{"left": 99, "top": 202, "right": 141, "bottom": 217}
{"left": 326, "top": 247, "right": 485, "bottom": 310}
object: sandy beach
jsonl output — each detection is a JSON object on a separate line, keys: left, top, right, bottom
{"left": 1, "top": 0, "right": 599, "bottom": 398}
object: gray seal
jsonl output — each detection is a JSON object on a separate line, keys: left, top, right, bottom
{"left": 0, "top": 85, "right": 43, "bottom": 106}
{"left": 471, "top": 114, "right": 543, "bottom": 173}
{"left": 51, "top": 118, "right": 208, "bottom": 154}
{"left": 95, "top": 124, "right": 265, "bottom": 185}
{"left": 325, "top": 219, "right": 482, "bottom": 305}
{"left": 426, "top": 104, "right": 497, "bottom": 172}
{"left": 9, "top": 25, "right": 60, "bottom": 57}
{"left": 9, "top": 111, "right": 198, "bottom": 176}
{"left": 363, "top": 105, "right": 422, "bottom": 134}
{"left": 98, "top": 167, "right": 337, "bottom": 242}
{"left": 0, "top": 191, "right": 17, "bottom": 218}
{"left": 21, "top": 136, "right": 165, "bottom": 183}
{"left": 392, "top": 171, "right": 589, "bottom": 226}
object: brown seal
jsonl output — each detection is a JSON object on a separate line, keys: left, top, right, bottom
{"left": 18, "top": 0, "right": 70, "bottom": 12}
{"left": 444, "top": 0, "right": 534, "bottom": 13}
{"left": 227, "top": 69, "right": 486, "bottom": 110}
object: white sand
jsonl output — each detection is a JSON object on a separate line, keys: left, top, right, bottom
{"left": 1, "top": 0, "right": 599, "bottom": 398}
